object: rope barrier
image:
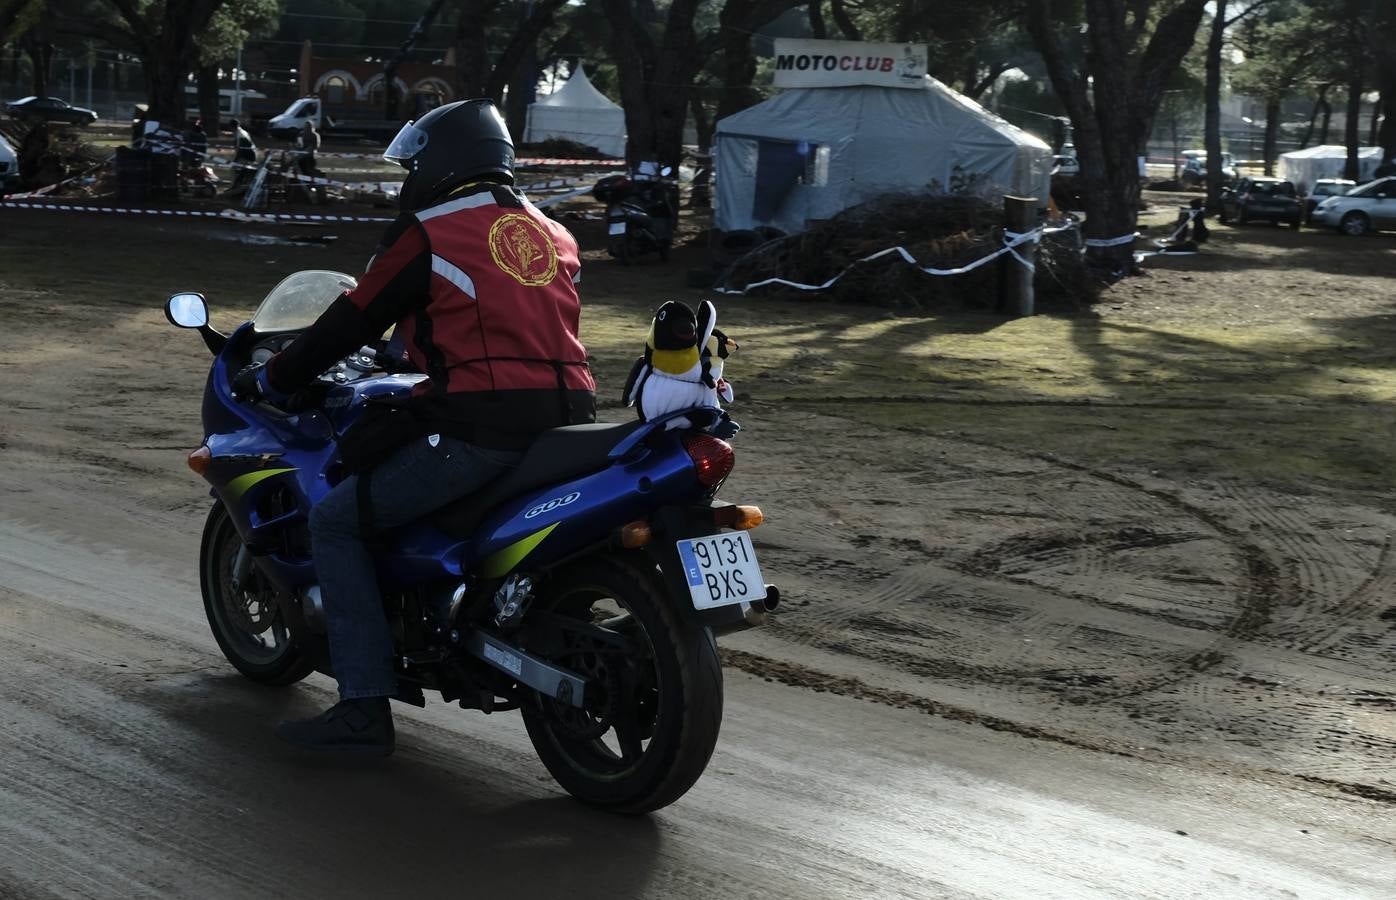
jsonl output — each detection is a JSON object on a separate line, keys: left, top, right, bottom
{"left": 715, "top": 223, "right": 1077, "bottom": 295}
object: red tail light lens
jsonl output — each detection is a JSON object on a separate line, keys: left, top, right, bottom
{"left": 683, "top": 434, "right": 734, "bottom": 487}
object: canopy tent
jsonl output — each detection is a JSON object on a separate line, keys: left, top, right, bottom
{"left": 713, "top": 76, "right": 1052, "bottom": 235}
{"left": 1278, "top": 144, "right": 1384, "bottom": 193}
{"left": 523, "top": 64, "right": 626, "bottom": 158}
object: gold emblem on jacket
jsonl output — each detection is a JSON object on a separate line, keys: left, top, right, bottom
{"left": 488, "top": 213, "right": 558, "bottom": 286}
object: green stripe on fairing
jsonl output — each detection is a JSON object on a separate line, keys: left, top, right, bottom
{"left": 224, "top": 467, "right": 296, "bottom": 500}
{"left": 480, "top": 523, "right": 559, "bottom": 579}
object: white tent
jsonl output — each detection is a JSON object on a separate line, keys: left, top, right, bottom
{"left": 523, "top": 64, "right": 626, "bottom": 158}
{"left": 1278, "top": 144, "right": 1384, "bottom": 193}
{"left": 713, "top": 76, "right": 1052, "bottom": 235}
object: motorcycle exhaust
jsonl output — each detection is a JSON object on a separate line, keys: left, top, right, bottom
{"left": 706, "top": 585, "right": 781, "bottom": 637}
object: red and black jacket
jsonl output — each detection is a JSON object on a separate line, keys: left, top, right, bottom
{"left": 268, "top": 183, "right": 596, "bottom": 448}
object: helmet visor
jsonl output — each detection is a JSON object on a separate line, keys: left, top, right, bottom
{"left": 383, "top": 122, "right": 428, "bottom": 164}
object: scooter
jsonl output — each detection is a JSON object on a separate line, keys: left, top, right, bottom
{"left": 164, "top": 270, "right": 779, "bottom": 813}
{"left": 593, "top": 163, "right": 678, "bottom": 263}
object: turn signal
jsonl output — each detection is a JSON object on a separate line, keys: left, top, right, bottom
{"left": 620, "top": 519, "right": 653, "bottom": 548}
{"left": 187, "top": 445, "right": 212, "bottom": 475}
{"left": 714, "top": 505, "right": 763, "bottom": 530}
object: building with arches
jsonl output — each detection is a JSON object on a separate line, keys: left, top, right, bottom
{"left": 295, "top": 41, "right": 457, "bottom": 112}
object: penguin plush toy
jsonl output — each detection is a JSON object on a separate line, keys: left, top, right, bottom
{"left": 623, "top": 299, "right": 739, "bottom": 435}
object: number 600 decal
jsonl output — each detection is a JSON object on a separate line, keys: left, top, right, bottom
{"left": 525, "top": 491, "right": 581, "bottom": 519}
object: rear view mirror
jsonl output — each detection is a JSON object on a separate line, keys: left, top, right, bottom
{"left": 165, "top": 292, "right": 208, "bottom": 328}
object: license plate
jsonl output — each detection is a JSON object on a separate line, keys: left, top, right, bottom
{"left": 677, "top": 532, "right": 766, "bottom": 610}
{"left": 608, "top": 221, "right": 626, "bottom": 235}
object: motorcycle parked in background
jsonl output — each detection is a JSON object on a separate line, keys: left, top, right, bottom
{"left": 593, "top": 161, "right": 678, "bottom": 264}
{"left": 164, "top": 272, "right": 780, "bottom": 813}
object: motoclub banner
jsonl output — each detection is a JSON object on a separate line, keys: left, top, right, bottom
{"left": 772, "top": 39, "right": 929, "bottom": 90}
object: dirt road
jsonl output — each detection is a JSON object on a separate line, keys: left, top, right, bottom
{"left": 1, "top": 479, "right": 1390, "bottom": 899}
{"left": 1, "top": 207, "right": 1394, "bottom": 897}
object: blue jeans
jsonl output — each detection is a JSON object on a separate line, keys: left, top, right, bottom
{"left": 308, "top": 434, "right": 522, "bottom": 699}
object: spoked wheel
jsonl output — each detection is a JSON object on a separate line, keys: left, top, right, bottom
{"left": 521, "top": 556, "right": 723, "bottom": 814}
{"left": 199, "top": 502, "right": 311, "bottom": 685}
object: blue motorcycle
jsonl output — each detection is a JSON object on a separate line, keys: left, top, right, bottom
{"left": 165, "top": 271, "right": 779, "bottom": 812}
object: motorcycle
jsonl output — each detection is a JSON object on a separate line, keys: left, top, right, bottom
{"left": 593, "top": 164, "right": 678, "bottom": 264}
{"left": 164, "top": 270, "right": 779, "bottom": 813}
{"left": 182, "top": 161, "right": 220, "bottom": 198}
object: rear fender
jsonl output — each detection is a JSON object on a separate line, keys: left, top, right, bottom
{"left": 642, "top": 501, "right": 759, "bottom": 633}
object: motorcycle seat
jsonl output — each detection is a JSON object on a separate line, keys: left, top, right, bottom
{"left": 432, "top": 420, "right": 649, "bottom": 539}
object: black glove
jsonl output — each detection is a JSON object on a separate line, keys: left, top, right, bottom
{"left": 711, "top": 413, "right": 741, "bottom": 440}
{"left": 232, "top": 363, "right": 289, "bottom": 404}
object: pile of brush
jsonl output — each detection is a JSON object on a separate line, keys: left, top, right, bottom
{"left": 718, "top": 193, "right": 1099, "bottom": 311}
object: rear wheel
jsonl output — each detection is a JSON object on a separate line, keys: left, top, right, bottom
{"left": 200, "top": 502, "right": 311, "bottom": 685}
{"left": 1340, "top": 211, "right": 1371, "bottom": 236}
{"left": 521, "top": 556, "right": 723, "bottom": 814}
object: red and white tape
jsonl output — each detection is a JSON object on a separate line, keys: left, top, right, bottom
{"left": 0, "top": 200, "right": 392, "bottom": 223}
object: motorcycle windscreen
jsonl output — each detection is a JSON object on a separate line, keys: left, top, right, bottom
{"left": 251, "top": 270, "right": 358, "bottom": 333}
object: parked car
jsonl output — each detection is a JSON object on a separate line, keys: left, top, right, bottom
{"left": 1307, "top": 176, "right": 1396, "bottom": 236}
{"left": 0, "top": 133, "right": 18, "bottom": 194}
{"left": 1052, "top": 154, "right": 1080, "bottom": 176}
{"left": 1219, "top": 176, "right": 1302, "bottom": 228}
{"left": 1181, "top": 150, "right": 1238, "bottom": 187}
{"left": 1302, "top": 179, "right": 1356, "bottom": 224}
{"left": 5, "top": 95, "right": 98, "bottom": 126}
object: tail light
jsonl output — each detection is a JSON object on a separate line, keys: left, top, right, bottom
{"left": 683, "top": 434, "right": 734, "bottom": 487}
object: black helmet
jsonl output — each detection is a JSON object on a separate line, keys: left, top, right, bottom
{"left": 384, "top": 99, "right": 514, "bottom": 212}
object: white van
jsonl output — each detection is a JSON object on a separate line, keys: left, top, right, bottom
{"left": 267, "top": 97, "right": 326, "bottom": 139}
{"left": 183, "top": 87, "right": 267, "bottom": 126}
{"left": 0, "top": 134, "right": 19, "bottom": 194}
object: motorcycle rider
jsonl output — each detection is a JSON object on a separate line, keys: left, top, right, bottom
{"left": 233, "top": 99, "right": 596, "bottom": 755}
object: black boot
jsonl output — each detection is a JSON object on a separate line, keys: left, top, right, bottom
{"left": 275, "top": 697, "right": 395, "bottom": 756}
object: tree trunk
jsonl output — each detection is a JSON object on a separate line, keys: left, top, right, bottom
{"left": 503, "top": 37, "right": 536, "bottom": 141}
{"left": 1320, "top": 94, "right": 1332, "bottom": 143}
{"left": 1368, "top": 97, "right": 1382, "bottom": 148}
{"left": 453, "top": 0, "right": 496, "bottom": 97}
{"left": 484, "top": 0, "right": 567, "bottom": 103}
{"left": 829, "top": 0, "right": 860, "bottom": 40}
{"left": 690, "top": 90, "right": 713, "bottom": 207}
{"left": 807, "top": 0, "right": 826, "bottom": 38}
{"left": 1204, "top": 1, "right": 1226, "bottom": 210}
{"left": 1299, "top": 85, "right": 1329, "bottom": 149}
{"left": 716, "top": 0, "right": 801, "bottom": 122}
{"left": 23, "top": 35, "right": 51, "bottom": 97}
{"left": 1345, "top": 69, "right": 1364, "bottom": 180}
{"left": 143, "top": 50, "right": 192, "bottom": 123}
{"left": 197, "top": 64, "right": 220, "bottom": 133}
{"left": 603, "top": 0, "right": 704, "bottom": 169}
{"left": 1262, "top": 97, "right": 1280, "bottom": 176}
{"left": 1026, "top": 0, "right": 1208, "bottom": 271}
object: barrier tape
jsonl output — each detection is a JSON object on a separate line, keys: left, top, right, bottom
{"left": 715, "top": 223, "right": 1077, "bottom": 295}
{"left": 0, "top": 200, "right": 392, "bottom": 223}
{"left": 7, "top": 153, "right": 117, "bottom": 199}
{"left": 1083, "top": 232, "right": 1140, "bottom": 248}
{"left": 1134, "top": 207, "right": 1204, "bottom": 260}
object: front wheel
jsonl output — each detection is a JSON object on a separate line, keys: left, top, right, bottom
{"left": 521, "top": 556, "right": 723, "bottom": 814}
{"left": 200, "top": 502, "right": 312, "bottom": 685}
{"left": 1340, "top": 212, "right": 1371, "bottom": 236}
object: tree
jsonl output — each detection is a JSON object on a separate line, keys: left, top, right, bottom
{"left": 452, "top": 0, "right": 569, "bottom": 138}
{"left": 1026, "top": 0, "right": 1209, "bottom": 270}
{"left": 102, "top": 0, "right": 229, "bottom": 122}
{"left": 715, "top": 0, "right": 805, "bottom": 122}
{"left": 601, "top": 0, "right": 708, "bottom": 168}
{"left": 1231, "top": 2, "right": 1324, "bottom": 176}
{"left": 196, "top": 0, "right": 281, "bottom": 130}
